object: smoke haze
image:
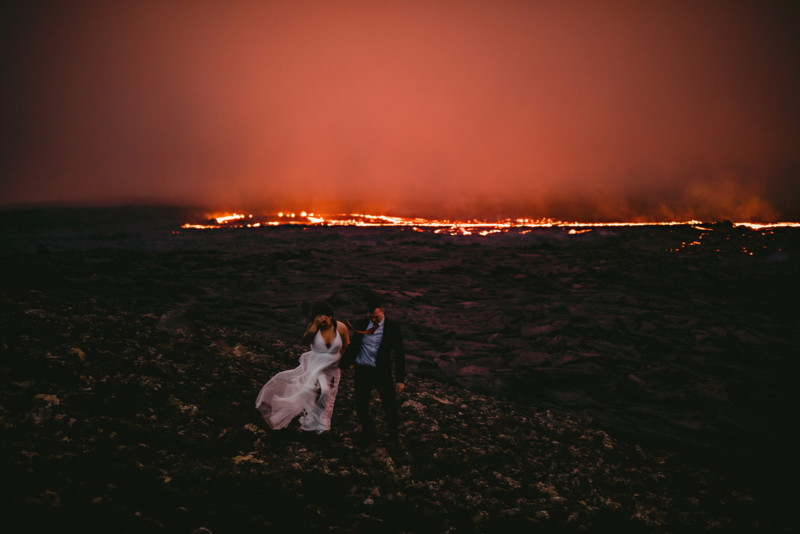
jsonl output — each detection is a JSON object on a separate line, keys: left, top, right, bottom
{"left": 2, "top": 1, "right": 799, "bottom": 221}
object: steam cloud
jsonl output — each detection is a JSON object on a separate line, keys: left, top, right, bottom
{"left": 2, "top": 1, "right": 799, "bottom": 221}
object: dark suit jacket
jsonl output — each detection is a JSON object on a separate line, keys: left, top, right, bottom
{"left": 342, "top": 318, "right": 405, "bottom": 383}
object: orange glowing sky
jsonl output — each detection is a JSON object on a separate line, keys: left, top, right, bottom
{"left": 1, "top": 1, "right": 799, "bottom": 221}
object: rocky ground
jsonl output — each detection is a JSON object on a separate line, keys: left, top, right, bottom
{"left": 1, "top": 209, "right": 796, "bottom": 532}
{"left": 0, "top": 290, "right": 791, "bottom": 532}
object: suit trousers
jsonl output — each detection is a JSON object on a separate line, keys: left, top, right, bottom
{"left": 354, "top": 364, "right": 398, "bottom": 439}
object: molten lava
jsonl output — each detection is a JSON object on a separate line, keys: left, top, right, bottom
{"left": 182, "top": 211, "right": 800, "bottom": 235}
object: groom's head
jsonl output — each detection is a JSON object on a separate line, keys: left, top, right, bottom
{"left": 366, "top": 296, "right": 385, "bottom": 324}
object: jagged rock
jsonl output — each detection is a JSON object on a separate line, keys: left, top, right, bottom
{"left": 157, "top": 310, "right": 196, "bottom": 336}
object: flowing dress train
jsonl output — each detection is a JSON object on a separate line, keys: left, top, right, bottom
{"left": 255, "top": 329, "right": 342, "bottom": 433}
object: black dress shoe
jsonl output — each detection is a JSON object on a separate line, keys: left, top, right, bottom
{"left": 358, "top": 432, "right": 377, "bottom": 450}
{"left": 388, "top": 434, "right": 406, "bottom": 451}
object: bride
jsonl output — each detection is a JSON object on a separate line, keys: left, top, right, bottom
{"left": 256, "top": 302, "right": 350, "bottom": 433}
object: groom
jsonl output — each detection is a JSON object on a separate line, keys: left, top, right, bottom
{"left": 342, "top": 295, "right": 405, "bottom": 448}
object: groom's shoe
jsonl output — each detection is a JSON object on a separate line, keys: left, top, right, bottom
{"left": 387, "top": 435, "right": 411, "bottom": 462}
{"left": 388, "top": 432, "right": 406, "bottom": 450}
{"left": 357, "top": 431, "right": 377, "bottom": 451}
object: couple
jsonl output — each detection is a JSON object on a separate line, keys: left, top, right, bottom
{"left": 255, "top": 296, "right": 405, "bottom": 446}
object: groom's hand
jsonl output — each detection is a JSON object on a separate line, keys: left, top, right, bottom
{"left": 396, "top": 382, "right": 405, "bottom": 394}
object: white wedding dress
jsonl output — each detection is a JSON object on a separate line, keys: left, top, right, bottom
{"left": 255, "top": 329, "right": 342, "bottom": 433}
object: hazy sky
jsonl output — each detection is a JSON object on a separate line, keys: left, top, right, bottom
{"left": 2, "top": 0, "right": 799, "bottom": 221}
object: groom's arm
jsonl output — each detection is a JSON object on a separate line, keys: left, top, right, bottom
{"left": 392, "top": 323, "right": 406, "bottom": 390}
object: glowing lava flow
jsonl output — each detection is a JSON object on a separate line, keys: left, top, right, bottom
{"left": 215, "top": 213, "right": 246, "bottom": 224}
{"left": 181, "top": 212, "right": 800, "bottom": 234}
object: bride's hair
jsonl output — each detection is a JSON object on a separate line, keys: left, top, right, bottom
{"left": 308, "top": 301, "right": 335, "bottom": 325}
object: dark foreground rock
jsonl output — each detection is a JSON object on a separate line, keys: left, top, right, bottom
{"left": 1, "top": 293, "right": 791, "bottom": 533}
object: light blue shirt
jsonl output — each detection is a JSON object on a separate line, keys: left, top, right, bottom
{"left": 355, "top": 318, "right": 384, "bottom": 367}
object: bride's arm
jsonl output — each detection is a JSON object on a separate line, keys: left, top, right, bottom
{"left": 338, "top": 321, "right": 350, "bottom": 354}
{"left": 302, "top": 315, "right": 324, "bottom": 345}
